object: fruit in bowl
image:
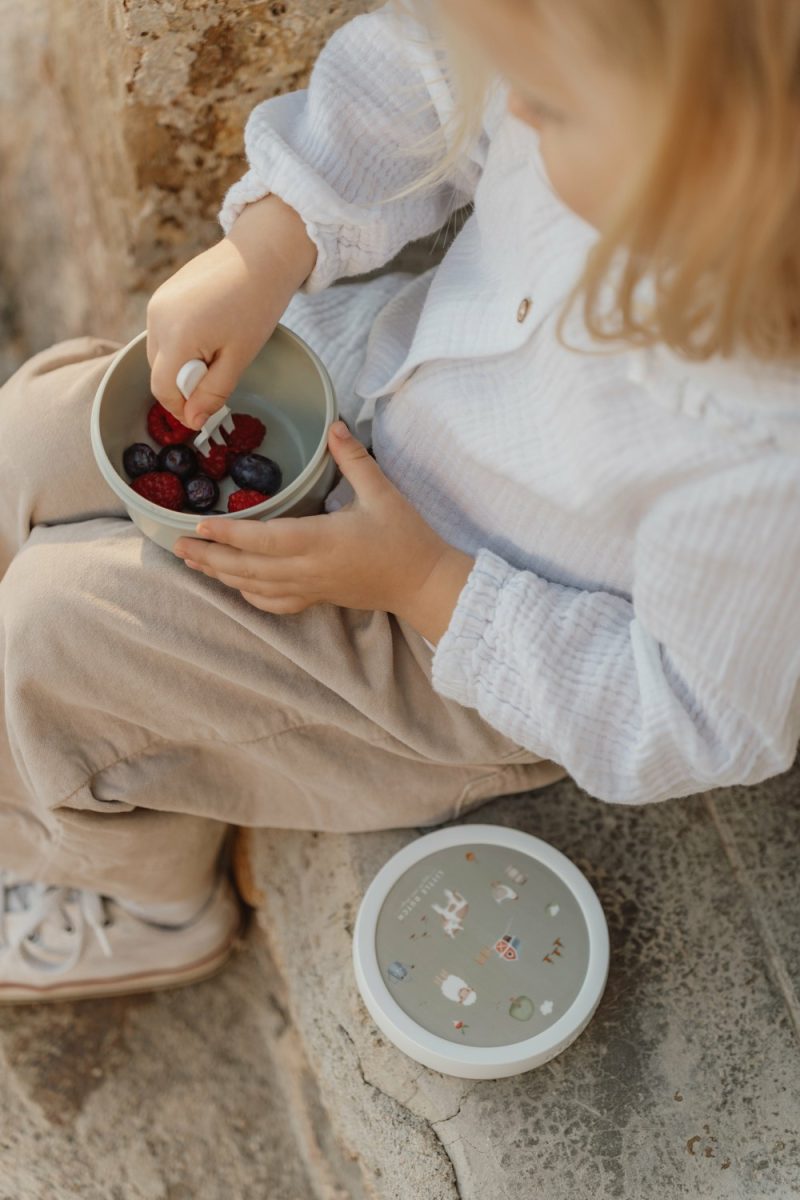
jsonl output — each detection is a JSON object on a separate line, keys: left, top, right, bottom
{"left": 186, "top": 475, "right": 221, "bottom": 512}
{"left": 228, "top": 489, "right": 271, "bottom": 512}
{"left": 122, "top": 401, "right": 282, "bottom": 516}
{"left": 230, "top": 452, "right": 283, "bottom": 495}
{"left": 131, "top": 472, "right": 185, "bottom": 511}
{"left": 122, "top": 443, "right": 158, "bottom": 479}
{"left": 156, "top": 444, "right": 200, "bottom": 481}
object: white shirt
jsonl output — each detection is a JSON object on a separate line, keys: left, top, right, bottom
{"left": 218, "top": 2, "right": 800, "bottom": 805}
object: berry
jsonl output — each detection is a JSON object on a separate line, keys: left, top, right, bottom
{"left": 161, "top": 405, "right": 196, "bottom": 435}
{"left": 123, "top": 443, "right": 158, "bottom": 479}
{"left": 228, "top": 489, "right": 269, "bottom": 513}
{"left": 230, "top": 452, "right": 282, "bottom": 496}
{"left": 130, "top": 471, "right": 185, "bottom": 510}
{"left": 197, "top": 443, "right": 233, "bottom": 481}
{"left": 221, "top": 413, "right": 266, "bottom": 454}
{"left": 147, "top": 401, "right": 194, "bottom": 446}
{"left": 184, "top": 474, "right": 220, "bottom": 512}
{"left": 157, "top": 443, "right": 199, "bottom": 480}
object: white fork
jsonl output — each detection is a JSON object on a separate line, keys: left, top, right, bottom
{"left": 176, "top": 359, "right": 236, "bottom": 453}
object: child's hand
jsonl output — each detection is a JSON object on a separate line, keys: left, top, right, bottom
{"left": 146, "top": 194, "right": 317, "bottom": 431}
{"left": 146, "top": 238, "right": 278, "bottom": 430}
{"left": 173, "top": 421, "right": 475, "bottom": 644}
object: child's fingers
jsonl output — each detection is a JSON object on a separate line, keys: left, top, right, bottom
{"left": 175, "top": 533, "right": 303, "bottom": 578}
{"left": 149, "top": 348, "right": 191, "bottom": 419}
{"left": 149, "top": 347, "right": 242, "bottom": 429}
{"left": 186, "top": 563, "right": 302, "bottom": 597}
{"left": 146, "top": 326, "right": 157, "bottom": 371}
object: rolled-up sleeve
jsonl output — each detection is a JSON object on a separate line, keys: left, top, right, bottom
{"left": 431, "top": 456, "right": 800, "bottom": 805}
{"left": 218, "top": 2, "right": 490, "bottom": 293}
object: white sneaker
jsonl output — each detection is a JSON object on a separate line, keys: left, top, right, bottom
{"left": 0, "top": 870, "right": 244, "bottom": 1003}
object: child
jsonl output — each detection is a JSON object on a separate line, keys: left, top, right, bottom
{"left": 1, "top": 0, "right": 798, "bottom": 1001}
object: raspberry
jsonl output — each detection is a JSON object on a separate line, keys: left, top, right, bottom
{"left": 131, "top": 471, "right": 185, "bottom": 510}
{"left": 221, "top": 413, "right": 266, "bottom": 454}
{"left": 228, "top": 489, "right": 269, "bottom": 512}
{"left": 197, "top": 444, "right": 233, "bottom": 481}
{"left": 161, "top": 405, "right": 195, "bottom": 434}
{"left": 147, "top": 401, "right": 195, "bottom": 446}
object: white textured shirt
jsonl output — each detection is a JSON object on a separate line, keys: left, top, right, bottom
{"left": 218, "top": 2, "right": 800, "bottom": 805}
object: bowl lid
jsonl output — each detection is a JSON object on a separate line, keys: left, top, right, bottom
{"left": 352, "top": 824, "right": 609, "bottom": 1079}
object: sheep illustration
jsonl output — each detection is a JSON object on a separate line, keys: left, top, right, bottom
{"left": 434, "top": 968, "right": 477, "bottom": 1006}
{"left": 490, "top": 881, "right": 518, "bottom": 904}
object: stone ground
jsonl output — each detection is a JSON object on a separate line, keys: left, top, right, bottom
{"left": 0, "top": 765, "right": 798, "bottom": 1199}
{"left": 0, "top": 295, "right": 798, "bottom": 1198}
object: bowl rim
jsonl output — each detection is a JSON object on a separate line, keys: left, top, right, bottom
{"left": 90, "top": 325, "right": 337, "bottom": 526}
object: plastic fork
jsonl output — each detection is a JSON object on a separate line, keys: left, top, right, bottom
{"left": 175, "top": 359, "right": 236, "bottom": 453}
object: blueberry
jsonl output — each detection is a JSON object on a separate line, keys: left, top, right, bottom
{"left": 184, "top": 474, "right": 220, "bottom": 512}
{"left": 157, "top": 444, "right": 199, "bottom": 480}
{"left": 230, "top": 453, "right": 283, "bottom": 496}
{"left": 123, "top": 443, "right": 158, "bottom": 479}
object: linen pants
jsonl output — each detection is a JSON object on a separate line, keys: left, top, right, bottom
{"left": 0, "top": 276, "right": 566, "bottom": 905}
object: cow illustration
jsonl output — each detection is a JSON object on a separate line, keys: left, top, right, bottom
{"left": 431, "top": 888, "right": 469, "bottom": 938}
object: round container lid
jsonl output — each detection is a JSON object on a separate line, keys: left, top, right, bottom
{"left": 352, "top": 824, "right": 609, "bottom": 1079}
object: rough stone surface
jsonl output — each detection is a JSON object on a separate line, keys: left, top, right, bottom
{"left": 0, "top": 0, "right": 373, "bottom": 357}
{"left": 248, "top": 765, "right": 800, "bottom": 1199}
{"left": 0, "top": 923, "right": 365, "bottom": 1199}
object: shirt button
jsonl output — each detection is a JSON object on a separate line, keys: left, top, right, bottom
{"left": 516, "top": 297, "right": 532, "bottom": 323}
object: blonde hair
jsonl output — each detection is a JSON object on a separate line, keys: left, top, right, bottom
{"left": 396, "top": 0, "right": 800, "bottom": 363}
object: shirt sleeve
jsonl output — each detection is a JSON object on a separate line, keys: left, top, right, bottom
{"left": 430, "top": 455, "right": 800, "bottom": 805}
{"left": 218, "top": 2, "right": 495, "bottom": 293}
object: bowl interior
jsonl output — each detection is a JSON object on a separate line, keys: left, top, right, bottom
{"left": 98, "top": 326, "right": 332, "bottom": 515}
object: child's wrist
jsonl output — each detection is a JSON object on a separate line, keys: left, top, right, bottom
{"left": 226, "top": 193, "right": 318, "bottom": 295}
{"left": 395, "top": 547, "right": 476, "bottom": 647}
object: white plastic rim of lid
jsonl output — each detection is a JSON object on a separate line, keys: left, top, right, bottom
{"left": 352, "top": 823, "right": 610, "bottom": 1079}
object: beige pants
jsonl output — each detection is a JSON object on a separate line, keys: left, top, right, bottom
{"left": 0, "top": 280, "right": 566, "bottom": 905}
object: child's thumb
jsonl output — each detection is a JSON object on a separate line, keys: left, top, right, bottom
{"left": 327, "top": 421, "right": 385, "bottom": 504}
{"left": 150, "top": 348, "right": 241, "bottom": 429}
{"left": 181, "top": 352, "right": 243, "bottom": 431}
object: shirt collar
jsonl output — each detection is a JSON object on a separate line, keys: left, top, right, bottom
{"left": 626, "top": 342, "right": 800, "bottom": 450}
{"left": 631, "top": 341, "right": 799, "bottom": 410}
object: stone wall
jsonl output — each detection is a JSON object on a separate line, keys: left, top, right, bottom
{"left": 0, "top": 0, "right": 372, "bottom": 358}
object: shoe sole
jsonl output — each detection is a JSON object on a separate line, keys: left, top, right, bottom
{"left": 0, "top": 913, "right": 245, "bottom": 1005}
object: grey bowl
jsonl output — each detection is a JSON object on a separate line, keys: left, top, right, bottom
{"left": 91, "top": 325, "right": 339, "bottom": 552}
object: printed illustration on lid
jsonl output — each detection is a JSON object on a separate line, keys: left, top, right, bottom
{"left": 374, "top": 844, "right": 590, "bottom": 1048}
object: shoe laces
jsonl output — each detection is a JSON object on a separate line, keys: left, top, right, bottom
{"left": 0, "top": 869, "right": 113, "bottom": 975}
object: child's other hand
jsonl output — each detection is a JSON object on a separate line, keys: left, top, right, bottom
{"left": 173, "top": 421, "right": 475, "bottom": 643}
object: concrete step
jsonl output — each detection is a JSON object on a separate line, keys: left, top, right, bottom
{"left": 1, "top": 767, "right": 797, "bottom": 1198}
{"left": 0, "top": 923, "right": 365, "bottom": 1200}
{"left": 247, "top": 767, "right": 800, "bottom": 1199}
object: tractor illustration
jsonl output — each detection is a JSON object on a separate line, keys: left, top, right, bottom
{"left": 494, "top": 933, "right": 522, "bottom": 962}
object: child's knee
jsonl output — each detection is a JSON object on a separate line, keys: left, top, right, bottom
{"left": 1, "top": 522, "right": 135, "bottom": 670}
{"left": 0, "top": 337, "right": 123, "bottom": 431}
{"left": 15, "top": 337, "right": 122, "bottom": 382}
{"left": 0, "top": 339, "right": 125, "bottom": 517}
